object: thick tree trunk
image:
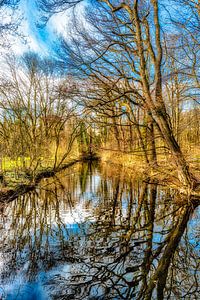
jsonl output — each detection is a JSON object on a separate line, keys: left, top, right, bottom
{"left": 133, "top": 0, "right": 197, "bottom": 189}
{"left": 147, "top": 116, "right": 157, "bottom": 166}
{"left": 153, "top": 105, "right": 197, "bottom": 189}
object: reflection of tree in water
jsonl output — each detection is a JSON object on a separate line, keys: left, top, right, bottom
{"left": 46, "top": 179, "right": 199, "bottom": 300}
{"left": 0, "top": 163, "right": 199, "bottom": 299}
{"left": 0, "top": 171, "right": 84, "bottom": 281}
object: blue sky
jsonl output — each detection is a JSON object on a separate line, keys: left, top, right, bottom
{"left": 8, "top": 0, "right": 89, "bottom": 58}
{"left": 12, "top": 0, "right": 73, "bottom": 56}
{"left": 9, "top": 0, "right": 193, "bottom": 60}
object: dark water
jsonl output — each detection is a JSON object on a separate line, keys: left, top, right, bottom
{"left": 0, "top": 162, "right": 199, "bottom": 300}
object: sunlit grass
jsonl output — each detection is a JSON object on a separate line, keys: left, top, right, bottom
{"left": 1, "top": 157, "right": 30, "bottom": 171}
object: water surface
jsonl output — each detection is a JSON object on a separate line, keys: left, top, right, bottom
{"left": 0, "top": 162, "right": 199, "bottom": 299}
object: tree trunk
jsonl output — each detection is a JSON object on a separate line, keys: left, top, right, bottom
{"left": 133, "top": 0, "right": 197, "bottom": 189}
{"left": 147, "top": 116, "right": 157, "bottom": 166}
{"left": 153, "top": 108, "right": 196, "bottom": 188}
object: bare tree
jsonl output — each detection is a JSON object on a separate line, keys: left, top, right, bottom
{"left": 38, "top": 0, "right": 200, "bottom": 190}
{"left": 0, "top": 54, "right": 80, "bottom": 179}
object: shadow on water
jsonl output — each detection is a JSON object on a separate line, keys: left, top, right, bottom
{"left": 0, "top": 162, "right": 199, "bottom": 299}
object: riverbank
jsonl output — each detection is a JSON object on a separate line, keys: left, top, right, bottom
{"left": 0, "top": 151, "right": 199, "bottom": 203}
{"left": 100, "top": 150, "right": 200, "bottom": 196}
{"left": 0, "top": 155, "right": 99, "bottom": 203}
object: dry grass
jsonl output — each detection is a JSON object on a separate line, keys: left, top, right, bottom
{"left": 99, "top": 149, "right": 200, "bottom": 189}
{"left": 101, "top": 150, "right": 145, "bottom": 170}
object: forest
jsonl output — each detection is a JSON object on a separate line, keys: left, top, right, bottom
{"left": 0, "top": 1, "right": 199, "bottom": 299}
{"left": 0, "top": 0, "right": 199, "bottom": 194}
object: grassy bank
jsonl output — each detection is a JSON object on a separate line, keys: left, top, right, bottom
{"left": 100, "top": 150, "right": 200, "bottom": 189}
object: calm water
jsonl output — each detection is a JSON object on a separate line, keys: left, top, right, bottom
{"left": 0, "top": 162, "right": 199, "bottom": 300}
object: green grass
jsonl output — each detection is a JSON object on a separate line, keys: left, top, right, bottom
{"left": 1, "top": 157, "right": 31, "bottom": 171}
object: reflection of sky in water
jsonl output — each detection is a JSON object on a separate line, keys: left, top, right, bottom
{"left": 186, "top": 206, "right": 200, "bottom": 249}
{"left": 0, "top": 163, "right": 199, "bottom": 299}
{"left": 6, "top": 282, "right": 48, "bottom": 300}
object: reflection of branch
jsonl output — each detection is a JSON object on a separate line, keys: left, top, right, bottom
{"left": 144, "top": 204, "right": 196, "bottom": 300}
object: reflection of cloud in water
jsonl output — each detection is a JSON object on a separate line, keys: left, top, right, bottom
{"left": 59, "top": 203, "right": 96, "bottom": 226}
{"left": 0, "top": 162, "right": 199, "bottom": 299}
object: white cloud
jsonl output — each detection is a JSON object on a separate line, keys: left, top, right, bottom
{"left": 0, "top": 0, "right": 87, "bottom": 59}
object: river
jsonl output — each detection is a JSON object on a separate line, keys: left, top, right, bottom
{"left": 0, "top": 161, "right": 199, "bottom": 299}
